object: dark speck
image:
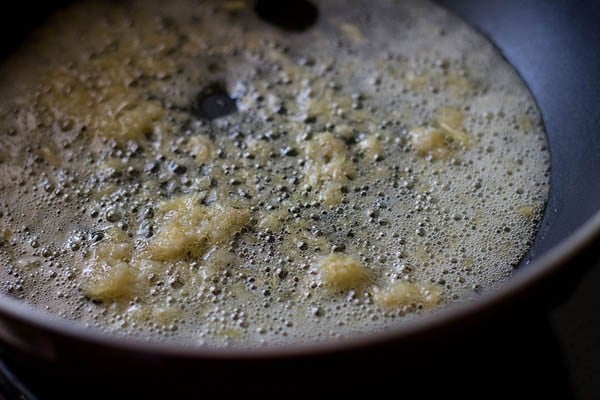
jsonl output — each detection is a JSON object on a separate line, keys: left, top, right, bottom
{"left": 145, "top": 161, "right": 160, "bottom": 174}
{"left": 255, "top": 0, "right": 318, "bottom": 32}
{"left": 169, "top": 161, "right": 187, "bottom": 175}
{"left": 192, "top": 81, "right": 237, "bottom": 121}
{"left": 90, "top": 231, "right": 104, "bottom": 242}
{"left": 281, "top": 146, "right": 298, "bottom": 157}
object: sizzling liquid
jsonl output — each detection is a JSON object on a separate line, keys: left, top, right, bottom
{"left": 0, "top": 0, "right": 550, "bottom": 346}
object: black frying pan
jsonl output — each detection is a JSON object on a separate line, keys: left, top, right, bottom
{"left": 0, "top": 0, "right": 599, "bottom": 397}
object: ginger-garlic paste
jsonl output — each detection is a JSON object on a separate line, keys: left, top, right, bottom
{"left": 0, "top": 0, "right": 550, "bottom": 346}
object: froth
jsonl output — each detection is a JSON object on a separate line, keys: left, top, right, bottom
{"left": 0, "top": 0, "right": 549, "bottom": 347}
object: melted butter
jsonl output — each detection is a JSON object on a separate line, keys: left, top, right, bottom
{"left": 0, "top": 0, "right": 550, "bottom": 346}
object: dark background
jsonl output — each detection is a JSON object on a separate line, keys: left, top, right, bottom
{"left": 552, "top": 261, "right": 600, "bottom": 398}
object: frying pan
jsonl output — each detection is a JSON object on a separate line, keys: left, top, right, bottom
{"left": 0, "top": 0, "right": 599, "bottom": 397}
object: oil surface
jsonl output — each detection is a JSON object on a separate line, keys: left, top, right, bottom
{"left": 0, "top": 0, "right": 550, "bottom": 347}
